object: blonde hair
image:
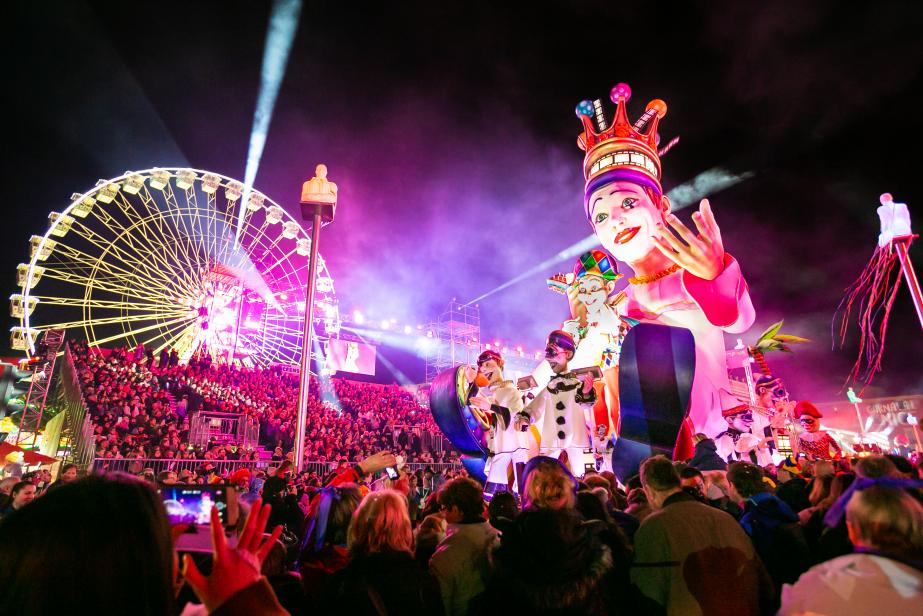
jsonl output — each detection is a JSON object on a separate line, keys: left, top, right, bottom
{"left": 347, "top": 489, "right": 413, "bottom": 556}
{"left": 523, "top": 460, "right": 576, "bottom": 510}
{"left": 846, "top": 486, "right": 923, "bottom": 558}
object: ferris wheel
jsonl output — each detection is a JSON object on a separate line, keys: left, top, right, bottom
{"left": 10, "top": 168, "right": 340, "bottom": 367}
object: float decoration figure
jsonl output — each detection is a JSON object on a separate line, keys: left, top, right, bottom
{"left": 573, "top": 82, "right": 756, "bottom": 453}
{"left": 792, "top": 401, "right": 843, "bottom": 461}
{"left": 516, "top": 330, "right": 596, "bottom": 477}
{"left": 468, "top": 350, "right": 529, "bottom": 495}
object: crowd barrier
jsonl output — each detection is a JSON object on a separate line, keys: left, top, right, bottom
{"left": 91, "top": 457, "right": 461, "bottom": 477}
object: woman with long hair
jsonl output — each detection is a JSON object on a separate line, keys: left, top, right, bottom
{"left": 321, "top": 489, "right": 442, "bottom": 615}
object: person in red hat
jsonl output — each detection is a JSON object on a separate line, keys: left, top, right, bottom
{"left": 793, "top": 401, "right": 843, "bottom": 461}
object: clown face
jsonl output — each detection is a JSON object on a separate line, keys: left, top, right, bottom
{"left": 799, "top": 415, "right": 820, "bottom": 433}
{"left": 478, "top": 359, "right": 503, "bottom": 385}
{"left": 544, "top": 343, "right": 571, "bottom": 374}
{"left": 726, "top": 410, "right": 754, "bottom": 433}
{"left": 588, "top": 181, "right": 667, "bottom": 264}
{"left": 575, "top": 276, "right": 612, "bottom": 317}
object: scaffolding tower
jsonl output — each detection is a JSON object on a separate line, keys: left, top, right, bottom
{"left": 15, "top": 328, "right": 65, "bottom": 447}
{"left": 425, "top": 300, "right": 481, "bottom": 383}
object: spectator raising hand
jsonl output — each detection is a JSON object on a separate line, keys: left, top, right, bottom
{"left": 182, "top": 498, "right": 285, "bottom": 614}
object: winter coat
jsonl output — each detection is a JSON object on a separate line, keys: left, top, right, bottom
{"left": 780, "top": 552, "right": 923, "bottom": 616}
{"left": 687, "top": 439, "right": 727, "bottom": 471}
{"left": 470, "top": 508, "right": 614, "bottom": 615}
{"left": 320, "top": 549, "right": 443, "bottom": 616}
{"left": 739, "top": 492, "right": 812, "bottom": 596}
{"left": 774, "top": 476, "right": 810, "bottom": 513}
{"left": 631, "top": 491, "right": 773, "bottom": 616}
{"left": 429, "top": 520, "right": 500, "bottom": 616}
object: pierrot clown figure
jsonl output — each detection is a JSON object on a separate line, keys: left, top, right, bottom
{"left": 468, "top": 350, "right": 528, "bottom": 494}
{"left": 517, "top": 330, "right": 596, "bottom": 477}
{"left": 574, "top": 82, "right": 756, "bottom": 457}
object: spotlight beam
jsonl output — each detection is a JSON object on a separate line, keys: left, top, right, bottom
{"left": 466, "top": 167, "right": 753, "bottom": 305}
{"left": 236, "top": 0, "right": 303, "bottom": 241}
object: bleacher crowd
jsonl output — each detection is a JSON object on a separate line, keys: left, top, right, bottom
{"left": 71, "top": 342, "right": 454, "bottom": 467}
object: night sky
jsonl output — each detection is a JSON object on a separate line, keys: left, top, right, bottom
{"left": 6, "top": 0, "right": 922, "bottom": 401}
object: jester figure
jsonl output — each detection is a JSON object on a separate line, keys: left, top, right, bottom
{"left": 468, "top": 350, "right": 528, "bottom": 494}
{"left": 546, "top": 249, "right": 632, "bottom": 435}
{"left": 570, "top": 82, "right": 756, "bottom": 455}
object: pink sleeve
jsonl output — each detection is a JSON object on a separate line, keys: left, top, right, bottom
{"left": 681, "top": 253, "right": 755, "bottom": 333}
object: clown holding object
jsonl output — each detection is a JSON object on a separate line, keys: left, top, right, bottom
{"left": 573, "top": 82, "right": 755, "bottom": 454}
{"left": 516, "top": 330, "right": 597, "bottom": 477}
{"left": 468, "top": 349, "right": 529, "bottom": 495}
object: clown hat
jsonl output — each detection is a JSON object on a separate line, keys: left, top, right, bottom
{"left": 793, "top": 401, "right": 823, "bottom": 419}
{"left": 546, "top": 330, "right": 577, "bottom": 358}
{"left": 573, "top": 250, "right": 622, "bottom": 282}
{"left": 477, "top": 349, "right": 504, "bottom": 367}
{"left": 719, "top": 389, "right": 749, "bottom": 418}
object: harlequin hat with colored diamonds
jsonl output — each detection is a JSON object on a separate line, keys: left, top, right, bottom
{"left": 573, "top": 249, "right": 622, "bottom": 282}
{"left": 575, "top": 83, "right": 674, "bottom": 219}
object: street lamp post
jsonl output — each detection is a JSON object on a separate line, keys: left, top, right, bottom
{"left": 294, "top": 164, "right": 337, "bottom": 473}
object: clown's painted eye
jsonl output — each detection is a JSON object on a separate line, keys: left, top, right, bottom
{"left": 621, "top": 198, "right": 637, "bottom": 210}
{"left": 594, "top": 212, "right": 609, "bottom": 225}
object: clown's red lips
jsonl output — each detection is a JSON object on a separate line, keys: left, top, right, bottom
{"left": 614, "top": 226, "right": 640, "bottom": 245}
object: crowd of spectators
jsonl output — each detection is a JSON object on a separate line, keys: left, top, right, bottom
{"left": 2, "top": 447, "right": 921, "bottom": 615}
{"left": 70, "top": 341, "right": 455, "bottom": 467}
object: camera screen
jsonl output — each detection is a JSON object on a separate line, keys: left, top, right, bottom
{"left": 160, "top": 485, "right": 227, "bottom": 525}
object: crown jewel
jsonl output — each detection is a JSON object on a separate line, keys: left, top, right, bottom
{"left": 575, "top": 83, "right": 669, "bottom": 203}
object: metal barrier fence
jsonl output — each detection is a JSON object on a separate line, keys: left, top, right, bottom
{"left": 91, "top": 457, "right": 461, "bottom": 477}
{"left": 189, "top": 411, "right": 260, "bottom": 449}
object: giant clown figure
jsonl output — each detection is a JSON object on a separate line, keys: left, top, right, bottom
{"left": 572, "top": 83, "right": 756, "bottom": 453}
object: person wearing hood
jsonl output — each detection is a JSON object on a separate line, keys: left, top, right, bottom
{"left": 687, "top": 433, "right": 727, "bottom": 471}
{"left": 727, "top": 462, "right": 811, "bottom": 605}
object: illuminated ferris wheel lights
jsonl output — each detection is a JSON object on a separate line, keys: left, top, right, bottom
{"left": 296, "top": 238, "right": 311, "bottom": 256}
{"left": 174, "top": 170, "right": 196, "bottom": 190}
{"left": 201, "top": 173, "right": 221, "bottom": 194}
{"left": 9, "top": 295, "right": 38, "bottom": 318}
{"left": 266, "top": 206, "right": 285, "bottom": 224}
{"left": 148, "top": 170, "right": 170, "bottom": 191}
{"left": 246, "top": 192, "right": 265, "bottom": 212}
{"left": 225, "top": 181, "right": 244, "bottom": 202}
{"left": 95, "top": 182, "right": 120, "bottom": 204}
{"left": 122, "top": 175, "right": 145, "bottom": 195}
{"left": 47, "top": 213, "right": 75, "bottom": 237}
{"left": 29, "top": 236, "right": 54, "bottom": 261}
{"left": 68, "top": 193, "right": 97, "bottom": 218}
{"left": 10, "top": 327, "right": 39, "bottom": 351}
{"left": 17, "top": 264, "right": 43, "bottom": 289}
{"left": 282, "top": 221, "right": 300, "bottom": 240}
